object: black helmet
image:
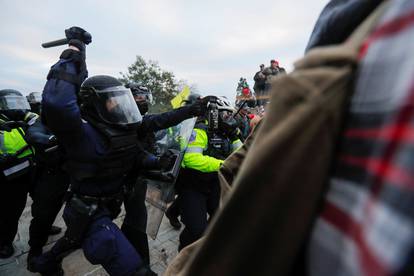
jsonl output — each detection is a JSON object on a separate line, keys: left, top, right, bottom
{"left": 125, "top": 82, "right": 153, "bottom": 114}
{"left": 27, "top": 92, "right": 42, "bottom": 114}
{"left": 0, "top": 89, "right": 31, "bottom": 120}
{"left": 214, "top": 96, "right": 238, "bottom": 136}
{"left": 78, "top": 75, "right": 142, "bottom": 127}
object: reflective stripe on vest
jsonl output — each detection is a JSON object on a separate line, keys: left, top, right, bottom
{"left": 0, "top": 132, "right": 5, "bottom": 153}
{"left": 185, "top": 147, "right": 205, "bottom": 154}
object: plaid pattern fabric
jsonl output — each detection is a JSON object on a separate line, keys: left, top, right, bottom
{"left": 308, "top": 1, "right": 414, "bottom": 275}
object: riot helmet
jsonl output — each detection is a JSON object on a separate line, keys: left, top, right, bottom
{"left": 78, "top": 75, "right": 142, "bottom": 127}
{"left": 216, "top": 96, "right": 234, "bottom": 113}
{"left": 26, "top": 92, "right": 42, "bottom": 114}
{"left": 0, "top": 89, "right": 31, "bottom": 120}
{"left": 125, "top": 82, "right": 153, "bottom": 114}
{"left": 215, "top": 96, "right": 238, "bottom": 138}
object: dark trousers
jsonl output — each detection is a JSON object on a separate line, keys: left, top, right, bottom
{"left": 0, "top": 172, "right": 31, "bottom": 246}
{"left": 29, "top": 166, "right": 70, "bottom": 253}
{"left": 33, "top": 200, "right": 142, "bottom": 275}
{"left": 178, "top": 182, "right": 220, "bottom": 251}
{"left": 254, "top": 86, "right": 266, "bottom": 107}
{"left": 122, "top": 178, "right": 150, "bottom": 265}
{"left": 167, "top": 196, "right": 181, "bottom": 218}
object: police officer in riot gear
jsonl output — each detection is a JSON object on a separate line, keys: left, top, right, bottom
{"left": 177, "top": 96, "right": 242, "bottom": 251}
{"left": 164, "top": 92, "right": 203, "bottom": 229}
{"left": 0, "top": 89, "right": 38, "bottom": 258}
{"left": 122, "top": 83, "right": 207, "bottom": 265}
{"left": 127, "top": 83, "right": 153, "bottom": 115}
{"left": 127, "top": 82, "right": 206, "bottom": 144}
{"left": 25, "top": 120, "right": 69, "bottom": 270}
{"left": 27, "top": 92, "right": 42, "bottom": 115}
{"left": 30, "top": 31, "right": 156, "bottom": 275}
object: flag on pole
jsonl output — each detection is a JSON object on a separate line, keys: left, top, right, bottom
{"left": 171, "top": 86, "right": 190, "bottom": 109}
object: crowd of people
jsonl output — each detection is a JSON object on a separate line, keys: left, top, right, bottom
{"left": 2, "top": 0, "right": 414, "bottom": 275}
{"left": 0, "top": 27, "right": 256, "bottom": 275}
{"left": 253, "top": 59, "right": 286, "bottom": 107}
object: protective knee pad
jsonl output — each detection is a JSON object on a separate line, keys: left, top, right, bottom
{"left": 82, "top": 216, "right": 143, "bottom": 275}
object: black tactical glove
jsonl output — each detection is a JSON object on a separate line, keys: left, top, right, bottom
{"left": 59, "top": 38, "right": 88, "bottom": 84}
{"left": 65, "top": 26, "right": 92, "bottom": 45}
{"left": 68, "top": 39, "right": 86, "bottom": 53}
{"left": 62, "top": 27, "right": 90, "bottom": 76}
{"left": 189, "top": 97, "right": 208, "bottom": 116}
{"left": 157, "top": 150, "right": 176, "bottom": 171}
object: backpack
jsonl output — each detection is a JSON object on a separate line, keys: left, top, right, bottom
{"left": 165, "top": 2, "right": 390, "bottom": 276}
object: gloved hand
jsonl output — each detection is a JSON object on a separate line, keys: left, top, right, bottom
{"left": 157, "top": 150, "right": 176, "bottom": 170}
{"left": 68, "top": 39, "right": 86, "bottom": 53}
{"left": 64, "top": 26, "right": 89, "bottom": 59}
{"left": 189, "top": 97, "right": 209, "bottom": 116}
{"left": 61, "top": 27, "right": 90, "bottom": 76}
{"left": 59, "top": 39, "right": 88, "bottom": 81}
{"left": 65, "top": 26, "right": 92, "bottom": 45}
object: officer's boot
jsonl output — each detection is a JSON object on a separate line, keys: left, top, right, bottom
{"left": 165, "top": 201, "right": 181, "bottom": 229}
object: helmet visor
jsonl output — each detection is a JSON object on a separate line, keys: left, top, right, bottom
{"left": 95, "top": 86, "right": 142, "bottom": 125}
{"left": 132, "top": 88, "right": 153, "bottom": 104}
{"left": 133, "top": 93, "right": 153, "bottom": 104}
{"left": 0, "top": 95, "right": 31, "bottom": 111}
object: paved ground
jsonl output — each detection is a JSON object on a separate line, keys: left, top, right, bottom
{"left": 0, "top": 198, "right": 180, "bottom": 276}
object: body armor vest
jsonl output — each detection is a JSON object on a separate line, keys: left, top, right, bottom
{"left": 65, "top": 118, "right": 140, "bottom": 181}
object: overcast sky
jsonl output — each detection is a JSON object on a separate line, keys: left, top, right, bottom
{"left": 1, "top": 0, "right": 328, "bottom": 100}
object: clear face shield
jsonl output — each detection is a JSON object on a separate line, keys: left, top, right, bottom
{"left": 94, "top": 86, "right": 142, "bottom": 125}
{"left": 0, "top": 95, "right": 31, "bottom": 111}
{"left": 133, "top": 91, "right": 153, "bottom": 104}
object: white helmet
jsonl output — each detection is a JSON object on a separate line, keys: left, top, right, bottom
{"left": 216, "top": 96, "right": 235, "bottom": 113}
